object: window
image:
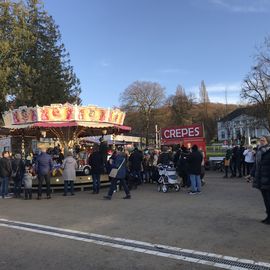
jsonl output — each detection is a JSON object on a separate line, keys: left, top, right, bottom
{"left": 221, "top": 131, "right": 225, "bottom": 139}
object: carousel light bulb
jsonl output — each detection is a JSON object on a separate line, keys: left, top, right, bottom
{"left": 88, "top": 177, "right": 91, "bottom": 180}
{"left": 56, "top": 178, "right": 59, "bottom": 182}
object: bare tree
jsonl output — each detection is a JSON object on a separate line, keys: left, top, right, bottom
{"left": 241, "top": 38, "right": 270, "bottom": 131}
{"left": 120, "top": 81, "right": 165, "bottom": 146}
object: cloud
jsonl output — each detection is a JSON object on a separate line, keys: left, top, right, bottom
{"left": 188, "top": 82, "right": 242, "bottom": 104}
{"left": 209, "top": 0, "right": 270, "bottom": 13}
{"left": 100, "top": 60, "right": 111, "bottom": 67}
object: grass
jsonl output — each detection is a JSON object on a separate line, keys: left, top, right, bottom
{"left": 206, "top": 152, "right": 225, "bottom": 159}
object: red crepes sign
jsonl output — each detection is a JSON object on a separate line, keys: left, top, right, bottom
{"left": 161, "top": 124, "right": 204, "bottom": 142}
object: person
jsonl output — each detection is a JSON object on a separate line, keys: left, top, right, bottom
{"left": 230, "top": 145, "right": 238, "bottom": 177}
{"left": 129, "top": 147, "right": 143, "bottom": 186}
{"left": 239, "top": 144, "right": 246, "bottom": 176}
{"left": 234, "top": 145, "right": 243, "bottom": 178}
{"left": 199, "top": 148, "right": 206, "bottom": 186}
{"left": 36, "top": 146, "right": 53, "bottom": 199}
{"left": 99, "top": 137, "right": 108, "bottom": 173}
{"left": 243, "top": 145, "right": 255, "bottom": 176}
{"left": 23, "top": 165, "right": 35, "bottom": 200}
{"left": 62, "top": 151, "right": 78, "bottom": 196}
{"left": 251, "top": 136, "right": 270, "bottom": 224}
{"left": 187, "top": 145, "right": 203, "bottom": 195}
{"left": 142, "top": 151, "right": 151, "bottom": 183}
{"left": 12, "top": 153, "right": 25, "bottom": 198}
{"left": 88, "top": 145, "right": 103, "bottom": 194}
{"left": 104, "top": 146, "right": 131, "bottom": 200}
{"left": 150, "top": 149, "right": 159, "bottom": 183}
{"left": 107, "top": 150, "right": 117, "bottom": 189}
{"left": 224, "top": 148, "right": 232, "bottom": 178}
{"left": 157, "top": 146, "right": 173, "bottom": 166}
{"left": 173, "top": 145, "right": 182, "bottom": 167}
{"left": 25, "top": 153, "right": 33, "bottom": 166}
{"left": 176, "top": 146, "right": 190, "bottom": 188}
{"left": 0, "top": 151, "right": 12, "bottom": 199}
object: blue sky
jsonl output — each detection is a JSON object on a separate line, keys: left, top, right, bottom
{"left": 43, "top": 0, "right": 270, "bottom": 107}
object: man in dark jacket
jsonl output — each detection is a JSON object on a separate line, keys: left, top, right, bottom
{"left": 187, "top": 144, "right": 203, "bottom": 195}
{"left": 252, "top": 136, "right": 270, "bottom": 225}
{"left": 157, "top": 146, "right": 173, "bottom": 166}
{"left": 129, "top": 147, "right": 143, "bottom": 185}
{"left": 177, "top": 146, "right": 190, "bottom": 188}
{"left": 99, "top": 137, "right": 108, "bottom": 173}
{"left": 89, "top": 146, "right": 103, "bottom": 194}
{"left": 36, "top": 147, "right": 53, "bottom": 199}
{"left": 12, "top": 153, "right": 25, "bottom": 198}
{"left": 0, "top": 151, "right": 12, "bottom": 199}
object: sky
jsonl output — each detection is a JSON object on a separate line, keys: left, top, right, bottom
{"left": 43, "top": 0, "right": 270, "bottom": 107}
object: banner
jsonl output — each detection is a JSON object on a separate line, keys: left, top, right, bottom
{"left": 108, "top": 109, "right": 126, "bottom": 125}
{"left": 12, "top": 107, "right": 38, "bottom": 124}
{"left": 161, "top": 124, "right": 204, "bottom": 140}
{"left": 78, "top": 107, "right": 108, "bottom": 122}
{"left": 38, "top": 105, "right": 75, "bottom": 122}
{"left": 5, "top": 104, "right": 126, "bottom": 126}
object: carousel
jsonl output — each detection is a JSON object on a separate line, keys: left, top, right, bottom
{"left": 1, "top": 103, "right": 130, "bottom": 149}
{"left": 0, "top": 103, "right": 131, "bottom": 187}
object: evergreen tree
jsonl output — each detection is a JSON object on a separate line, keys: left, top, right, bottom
{"left": 0, "top": 0, "right": 81, "bottom": 114}
{"left": 199, "top": 80, "right": 210, "bottom": 104}
{"left": 0, "top": 0, "right": 34, "bottom": 112}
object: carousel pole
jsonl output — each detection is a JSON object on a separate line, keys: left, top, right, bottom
{"left": 112, "top": 133, "right": 116, "bottom": 150}
{"left": 21, "top": 132, "right": 25, "bottom": 159}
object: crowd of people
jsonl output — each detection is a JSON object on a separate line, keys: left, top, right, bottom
{"left": 0, "top": 143, "right": 205, "bottom": 200}
{"left": 223, "top": 144, "right": 256, "bottom": 179}
{"left": 222, "top": 136, "right": 270, "bottom": 224}
{"left": 0, "top": 136, "right": 270, "bottom": 225}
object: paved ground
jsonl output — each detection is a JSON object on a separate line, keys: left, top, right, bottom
{"left": 0, "top": 171, "right": 269, "bottom": 270}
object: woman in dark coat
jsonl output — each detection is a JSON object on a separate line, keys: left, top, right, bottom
{"left": 104, "top": 146, "right": 131, "bottom": 200}
{"left": 252, "top": 136, "right": 270, "bottom": 224}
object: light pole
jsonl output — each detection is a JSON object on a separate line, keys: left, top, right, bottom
{"left": 155, "top": 124, "right": 160, "bottom": 149}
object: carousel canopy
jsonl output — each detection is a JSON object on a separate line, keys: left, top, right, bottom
{"left": 1, "top": 103, "right": 131, "bottom": 143}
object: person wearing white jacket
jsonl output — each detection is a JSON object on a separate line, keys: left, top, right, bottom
{"left": 62, "top": 152, "right": 78, "bottom": 196}
{"left": 243, "top": 145, "right": 255, "bottom": 176}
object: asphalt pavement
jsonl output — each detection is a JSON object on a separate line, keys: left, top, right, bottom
{"left": 0, "top": 171, "right": 269, "bottom": 270}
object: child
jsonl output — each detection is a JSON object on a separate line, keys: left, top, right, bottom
{"left": 23, "top": 166, "right": 35, "bottom": 200}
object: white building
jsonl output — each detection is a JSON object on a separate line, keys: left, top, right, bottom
{"left": 217, "top": 108, "right": 270, "bottom": 143}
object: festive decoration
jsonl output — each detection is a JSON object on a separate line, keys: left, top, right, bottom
{"left": 3, "top": 103, "right": 125, "bottom": 126}
{"left": 1, "top": 103, "right": 130, "bottom": 148}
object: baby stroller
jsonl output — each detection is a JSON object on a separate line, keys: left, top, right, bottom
{"left": 157, "top": 164, "right": 180, "bottom": 193}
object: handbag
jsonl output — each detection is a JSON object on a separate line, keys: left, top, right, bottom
{"left": 109, "top": 168, "right": 118, "bottom": 178}
{"left": 224, "top": 159, "right": 230, "bottom": 166}
{"left": 109, "top": 158, "right": 125, "bottom": 178}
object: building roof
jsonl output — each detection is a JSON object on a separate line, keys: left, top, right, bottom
{"left": 219, "top": 107, "right": 250, "bottom": 122}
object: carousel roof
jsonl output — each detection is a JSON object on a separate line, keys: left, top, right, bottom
{"left": 0, "top": 103, "right": 131, "bottom": 139}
